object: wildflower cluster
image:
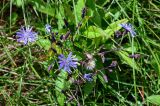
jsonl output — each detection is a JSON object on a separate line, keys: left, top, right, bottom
{"left": 15, "top": 17, "right": 137, "bottom": 84}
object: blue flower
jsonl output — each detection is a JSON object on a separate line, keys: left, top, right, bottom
{"left": 45, "top": 24, "right": 51, "bottom": 33}
{"left": 120, "top": 23, "right": 136, "bottom": 37}
{"left": 16, "top": 26, "right": 38, "bottom": 45}
{"left": 58, "top": 52, "right": 78, "bottom": 73}
{"left": 84, "top": 73, "right": 93, "bottom": 81}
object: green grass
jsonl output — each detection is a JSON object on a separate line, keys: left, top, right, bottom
{"left": 0, "top": 0, "right": 160, "bottom": 105}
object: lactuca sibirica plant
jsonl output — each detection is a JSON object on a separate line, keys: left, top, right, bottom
{"left": 58, "top": 52, "right": 79, "bottom": 74}
{"left": 83, "top": 73, "right": 93, "bottom": 81}
{"left": 120, "top": 23, "right": 136, "bottom": 37}
{"left": 45, "top": 24, "right": 52, "bottom": 34}
{"left": 16, "top": 26, "right": 38, "bottom": 45}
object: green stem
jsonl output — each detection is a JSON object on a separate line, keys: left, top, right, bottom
{"left": 132, "top": 37, "right": 137, "bottom": 105}
{"left": 132, "top": 0, "right": 137, "bottom": 105}
{"left": 21, "top": 0, "right": 27, "bottom": 26}
{"left": 28, "top": 45, "right": 41, "bottom": 79}
{"left": 9, "top": 0, "right": 13, "bottom": 34}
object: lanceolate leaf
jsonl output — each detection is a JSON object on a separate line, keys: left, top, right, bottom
{"left": 116, "top": 50, "right": 139, "bottom": 71}
{"left": 33, "top": 1, "right": 55, "bottom": 17}
{"left": 75, "top": 0, "right": 85, "bottom": 21}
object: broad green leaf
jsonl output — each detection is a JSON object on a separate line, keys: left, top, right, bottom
{"left": 116, "top": 50, "right": 139, "bottom": 71}
{"left": 104, "top": 19, "right": 128, "bottom": 39}
{"left": 84, "top": 19, "right": 128, "bottom": 40}
{"left": 84, "top": 26, "right": 106, "bottom": 38}
{"left": 55, "top": 70, "right": 68, "bottom": 106}
{"left": 147, "top": 95, "right": 160, "bottom": 105}
{"left": 55, "top": 70, "right": 68, "bottom": 92}
{"left": 37, "top": 39, "right": 50, "bottom": 50}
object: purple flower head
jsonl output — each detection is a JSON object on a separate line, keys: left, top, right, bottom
{"left": 120, "top": 23, "right": 136, "bottom": 37}
{"left": 58, "top": 52, "right": 78, "bottom": 73}
{"left": 45, "top": 24, "right": 52, "bottom": 33}
{"left": 16, "top": 26, "right": 38, "bottom": 45}
{"left": 84, "top": 73, "right": 93, "bottom": 81}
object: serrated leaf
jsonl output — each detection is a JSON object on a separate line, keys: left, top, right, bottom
{"left": 37, "top": 39, "right": 50, "bottom": 50}
{"left": 147, "top": 95, "right": 160, "bottom": 105}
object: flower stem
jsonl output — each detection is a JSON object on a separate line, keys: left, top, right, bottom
{"left": 132, "top": 37, "right": 137, "bottom": 105}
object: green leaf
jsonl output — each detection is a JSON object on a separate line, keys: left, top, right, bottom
{"left": 146, "top": 37, "right": 160, "bottom": 48}
{"left": 13, "top": 0, "right": 23, "bottom": 7}
{"left": 33, "top": 2, "right": 55, "bottom": 17}
{"left": 11, "top": 12, "right": 18, "bottom": 25}
{"left": 75, "top": 0, "right": 85, "bottom": 21}
{"left": 147, "top": 95, "right": 160, "bottom": 105}
{"left": 83, "top": 19, "right": 128, "bottom": 40}
{"left": 37, "top": 38, "right": 50, "bottom": 50}
{"left": 55, "top": 70, "right": 68, "bottom": 92}
{"left": 55, "top": 70, "right": 68, "bottom": 106}
{"left": 86, "top": 0, "right": 96, "bottom": 10}
{"left": 64, "top": 4, "right": 75, "bottom": 23}
{"left": 104, "top": 19, "right": 128, "bottom": 39}
{"left": 116, "top": 50, "right": 139, "bottom": 71}
{"left": 56, "top": 5, "right": 64, "bottom": 29}
{"left": 92, "top": 10, "right": 102, "bottom": 27}
{"left": 98, "top": 75, "right": 107, "bottom": 89}
{"left": 84, "top": 26, "right": 106, "bottom": 39}
{"left": 83, "top": 82, "right": 95, "bottom": 99}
